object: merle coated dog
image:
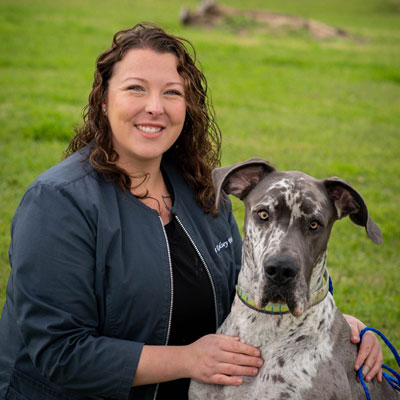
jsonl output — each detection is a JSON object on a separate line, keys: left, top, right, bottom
{"left": 189, "top": 158, "right": 397, "bottom": 399}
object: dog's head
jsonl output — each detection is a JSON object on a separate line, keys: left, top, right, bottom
{"left": 214, "top": 158, "right": 382, "bottom": 317}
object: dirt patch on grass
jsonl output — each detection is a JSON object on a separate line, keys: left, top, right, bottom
{"left": 181, "top": 0, "right": 351, "bottom": 40}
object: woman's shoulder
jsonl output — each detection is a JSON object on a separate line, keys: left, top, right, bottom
{"left": 29, "top": 146, "right": 98, "bottom": 192}
{"left": 19, "top": 146, "right": 111, "bottom": 214}
{"left": 14, "top": 147, "right": 111, "bottom": 226}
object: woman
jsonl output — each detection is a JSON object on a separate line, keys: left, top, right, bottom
{"left": 0, "top": 23, "right": 382, "bottom": 400}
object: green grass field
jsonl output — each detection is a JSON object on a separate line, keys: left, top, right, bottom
{"left": 1, "top": 0, "right": 399, "bottom": 369}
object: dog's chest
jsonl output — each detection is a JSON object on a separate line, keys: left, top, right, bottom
{"left": 218, "top": 296, "right": 336, "bottom": 399}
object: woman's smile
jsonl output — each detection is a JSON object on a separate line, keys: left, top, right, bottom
{"left": 134, "top": 123, "right": 166, "bottom": 137}
{"left": 135, "top": 124, "right": 163, "bottom": 134}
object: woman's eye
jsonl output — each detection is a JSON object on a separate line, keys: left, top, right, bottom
{"left": 257, "top": 210, "right": 269, "bottom": 221}
{"left": 309, "top": 221, "right": 321, "bottom": 230}
{"left": 165, "top": 89, "right": 182, "bottom": 96}
{"left": 128, "top": 85, "right": 144, "bottom": 92}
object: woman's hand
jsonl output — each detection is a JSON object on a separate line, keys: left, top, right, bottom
{"left": 343, "top": 314, "right": 383, "bottom": 383}
{"left": 184, "top": 334, "right": 264, "bottom": 385}
{"left": 132, "top": 334, "right": 263, "bottom": 387}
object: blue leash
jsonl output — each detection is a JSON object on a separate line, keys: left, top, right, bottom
{"left": 358, "top": 327, "right": 400, "bottom": 399}
{"left": 328, "top": 276, "right": 333, "bottom": 295}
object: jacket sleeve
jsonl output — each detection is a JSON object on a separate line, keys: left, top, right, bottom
{"left": 10, "top": 184, "right": 143, "bottom": 399}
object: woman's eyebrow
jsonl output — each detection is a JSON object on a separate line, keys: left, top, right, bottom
{"left": 165, "top": 82, "right": 184, "bottom": 87}
{"left": 121, "top": 76, "right": 147, "bottom": 83}
{"left": 121, "top": 77, "right": 184, "bottom": 86}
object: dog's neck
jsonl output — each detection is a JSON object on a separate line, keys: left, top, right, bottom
{"left": 309, "top": 250, "right": 329, "bottom": 293}
{"left": 230, "top": 290, "right": 337, "bottom": 349}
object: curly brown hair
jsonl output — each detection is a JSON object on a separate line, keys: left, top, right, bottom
{"left": 66, "top": 22, "right": 222, "bottom": 214}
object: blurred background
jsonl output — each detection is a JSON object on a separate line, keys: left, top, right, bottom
{"left": 0, "top": 0, "right": 399, "bottom": 368}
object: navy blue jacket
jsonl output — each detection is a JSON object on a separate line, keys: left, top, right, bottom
{"left": 0, "top": 148, "right": 242, "bottom": 399}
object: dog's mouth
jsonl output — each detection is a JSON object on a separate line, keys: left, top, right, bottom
{"left": 262, "top": 284, "right": 307, "bottom": 317}
{"left": 269, "top": 294, "right": 286, "bottom": 304}
{"left": 262, "top": 285, "right": 291, "bottom": 306}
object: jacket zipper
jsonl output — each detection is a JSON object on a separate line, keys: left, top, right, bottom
{"left": 153, "top": 214, "right": 219, "bottom": 399}
{"left": 153, "top": 216, "right": 174, "bottom": 400}
{"left": 175, "top": 215, "right": 219, "bottom": 331}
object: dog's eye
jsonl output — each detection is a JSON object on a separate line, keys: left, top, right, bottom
{"left": 257, "top": 210, "right": 269, "bottom": 221}
{"left": 309, "top": 221, "right": 321, "bottom": 230}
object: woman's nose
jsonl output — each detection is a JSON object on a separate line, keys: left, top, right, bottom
{"left": 145, "top": 93, "right": 164, "bottom": 116}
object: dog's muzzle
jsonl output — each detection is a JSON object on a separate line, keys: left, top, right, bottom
{"left": 262, "top": 254, "right": 302, "bottom": 309}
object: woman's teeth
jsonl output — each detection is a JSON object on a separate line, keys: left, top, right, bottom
{"left": 136, "top": 125, "right": 162, "bottom": 133}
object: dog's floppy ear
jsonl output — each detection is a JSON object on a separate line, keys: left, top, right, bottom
{"left": 323, "top": 177, "right": 382, "bottom": 245}
{"left": 213, "top": 158, "right": 275, "bottom": 208}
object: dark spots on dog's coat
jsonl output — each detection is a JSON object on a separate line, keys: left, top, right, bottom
{"left": 272, "top": 374, "right": 285, "bottom": 383}
{"left": 295, "top": 335, "right": 307, "bottom": 342}
{"left": 278, "top": 356, "right": 285, "bottom": 367}
{"left": 280, "top": 393, "right": 291, "bottom": 399}
{"left": 288, "top": 384, "right": 295, "bottom": 392}
{"left": 302, "top": 368, "right": 309, "bottom": 376}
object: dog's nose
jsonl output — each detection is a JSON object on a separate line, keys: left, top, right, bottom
{"left": 264, "top": 256, "right": 299, "bottom": 284}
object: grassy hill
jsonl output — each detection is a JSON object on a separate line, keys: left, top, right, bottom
{"left": 0, "top": 0, "right": 399, "bottom": 368}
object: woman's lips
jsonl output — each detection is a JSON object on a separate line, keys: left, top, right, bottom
{"left": 135, "top": 124, "right": 163, "bottom": 134}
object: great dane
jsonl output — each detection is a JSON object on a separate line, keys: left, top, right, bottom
{"left": 189, "top": 158, "right": 397, "bottom": 399}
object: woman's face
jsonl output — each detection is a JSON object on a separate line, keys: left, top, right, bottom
{"left": 105, "top": 48, "right": 186, "bottom": 171}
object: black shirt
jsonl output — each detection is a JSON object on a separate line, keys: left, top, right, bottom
{"left": 157, "top": 216, "right": 216, "bottom": 399}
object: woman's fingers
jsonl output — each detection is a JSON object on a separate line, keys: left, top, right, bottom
{"left": 210, "top": 374, "right": 243, "bottom": 386}
{"left": 221, "top": 351, "right": 263, "bottom": 370}
{"left": 356, "top": 331, "right": 383, "bottom": 383}
{"left": 217, "top": 362, "right": 259, "bottom": 377}
{"left": 218, "top": 334, "right": 261, "bottom": 358}
{"left": 207, "top": 364, "right": 258, "bottom": 386}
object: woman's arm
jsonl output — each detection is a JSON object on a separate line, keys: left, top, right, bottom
{"left": 11, "top": 185, "right": 142, "bottom": 399}
{"left": 133, "top": 334, "right": 263, "bottom": 386}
